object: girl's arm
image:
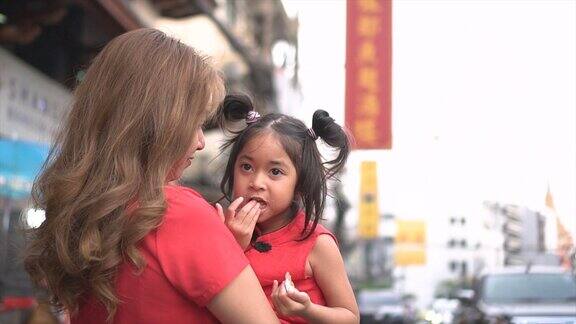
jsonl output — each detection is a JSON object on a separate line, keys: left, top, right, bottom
{"left": 208, "top": 265, "right": 280, "bottom": 324}
{"left": 271, "top": 235, "right": 359, "bottom": 324}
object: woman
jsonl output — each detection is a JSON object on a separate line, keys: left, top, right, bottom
{"left": 24, "top": 28, "right": 278, "bottom": 324}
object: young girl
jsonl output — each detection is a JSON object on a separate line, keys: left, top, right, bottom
{"left": 215, "top": 94, "right": 359, "bottom": 323}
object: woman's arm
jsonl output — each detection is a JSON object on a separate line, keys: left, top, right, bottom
{"left": 271, "top": 235, "right": 359, "bottom": 324}
{"left": 208, "top": 265, "right": 279, "bottom": 324}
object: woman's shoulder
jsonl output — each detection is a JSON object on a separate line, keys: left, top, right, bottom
{"left": 154, "top": 185, "right": 233, "bottom": 250}
{"left": 163, "top": 185, "right": 218, "bottom": 222}
{"left": 164, "top": 185, "right": 208, "bottom": 205}
{"left": 164, "top": 184, "right": 203, "bottom": 200}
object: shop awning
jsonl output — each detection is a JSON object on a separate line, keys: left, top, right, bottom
{"left": 0, "top": 139, "right": 49, "bottom": 199}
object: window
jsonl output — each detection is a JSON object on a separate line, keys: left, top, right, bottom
{"left": 449, "top": 261, "right": 458, "bottom": 272}
{"left": 9, "top": 77, "right": 16, "bottom": 100}
{"left": 482, "top": 273, "right": 576, "bottom": 304}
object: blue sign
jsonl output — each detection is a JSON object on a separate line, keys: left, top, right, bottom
{"left": 0, "top": 139, "right": 50, "bottom": 199}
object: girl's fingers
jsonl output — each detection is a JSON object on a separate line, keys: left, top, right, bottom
{"left": 287, "top": 290, "right": 309, "bottom": 304}
{"left": 284, "top": 272, "right": 294, "bottom": 293}
{"left": 242, "top": 203, "right": 260, "bottom": 226}
{"left": 271, "top": 280, "right": 283, "bottom": 310}
{"left": 215, "top": 203, "right": 224, "bottom": 222}
{"left": 271, "top": 280, "right": 279, "bottom": 300}
{"left": 273, "top": 279, "right": 310, "bottom": 316}
{"left": 247, "top": 207, "right": 260, "bottom": 229}
{"left": 227, "top": 196, "right": 245, "bottom": 217}
{"left": 279, "top": 296, "right": 295, "bottom": 312}
{"left": 277, "top": 280, "right": 293, "bottom": 309}
{"left": 276, "top": 280, "right": 288, "bottom": 301}
{"left": 238, "top": 200, "right": 258, "bottom": 223}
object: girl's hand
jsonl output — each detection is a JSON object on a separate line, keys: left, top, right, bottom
{"left": 271, "top": 273, "right": 312, "bottom": 318}
{"left": 216, "top": 197, "right": 261, "bottom": 250}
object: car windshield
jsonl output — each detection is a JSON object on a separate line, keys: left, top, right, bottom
{"left": 359, "top": 293, "right": 402, "bottom": 307}
{"left": 482, "top": 273, "right": 576, "bottom": 304}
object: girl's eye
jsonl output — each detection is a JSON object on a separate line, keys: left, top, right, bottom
{"left": 240, "top": 163, "right": 252, "bottom": 171}
{"left": 270, "top": 168, "right": 284, "bottom": 176}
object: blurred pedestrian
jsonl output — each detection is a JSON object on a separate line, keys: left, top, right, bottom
{"left": 215, "top": 94, "right": 359, "bottom": 323}
{"left": 23, "top": 28, "right": 278, "bottom": 324}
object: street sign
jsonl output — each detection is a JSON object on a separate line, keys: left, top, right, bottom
{"left": 394, "top": 219, "right": 426, "bottom": 266}
{"left": 358, "top": 161, "right": 379, "bottom": 238}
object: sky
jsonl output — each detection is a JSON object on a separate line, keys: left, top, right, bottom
{"left": 283, "top": 0, "right": 576, "bottom": 238}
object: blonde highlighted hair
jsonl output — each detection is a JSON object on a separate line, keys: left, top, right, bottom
{"left": 24, "top": 28, "right": 225, "bottom": 319}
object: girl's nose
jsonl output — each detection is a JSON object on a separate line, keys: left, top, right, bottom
{"left": 196, "top": 129, "right": 205, "bottom": 151}
{"left": 250, "top": 174, "right": 265, "bottom": 190}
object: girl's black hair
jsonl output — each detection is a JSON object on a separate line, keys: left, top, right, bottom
{"left": 218, "top": 94, "right": 350, "bottom": 240}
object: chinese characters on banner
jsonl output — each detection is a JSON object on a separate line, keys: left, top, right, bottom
{"left": 345, "top": 0, "right": 392, "bottom": 149}
{"left": 394, "top": 220, "right": 427, "bottom": 266}
{"left": 358, "top": 161, "right": 379, "bottom": 238}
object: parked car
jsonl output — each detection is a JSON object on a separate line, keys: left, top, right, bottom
{"left": 358, "top": 290, "right": 415, "bottom": 324}
{"left": 453, "top": 265, "right": 576, "bottom": 324}
{"left": 423, "top": 298, "right": 460, "bottom": 324}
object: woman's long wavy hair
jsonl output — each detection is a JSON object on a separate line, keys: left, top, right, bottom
{"left": 23, "top": 28, "right": 225, "bottom": 319}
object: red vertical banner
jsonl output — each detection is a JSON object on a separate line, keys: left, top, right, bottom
{"left": 345, "top": 0, "right": 392, "bottom": 149}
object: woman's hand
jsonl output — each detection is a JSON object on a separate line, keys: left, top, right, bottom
{"left": 216, "top": 197, "right": 261, "bottom": 250}
{"left": 271, "top": 273, "right": 312, "bottom": 318}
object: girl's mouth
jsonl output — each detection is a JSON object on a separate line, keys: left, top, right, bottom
{"left": 248, "top": 197, "right": 268, "bottom": 210}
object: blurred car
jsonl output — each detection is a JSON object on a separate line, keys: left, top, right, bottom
{"left": 453, "top": 265, "right": 576, "bottom": 324}
{"left": 423, "top": 298, "right": 460, "bottom": 324}
{"left": 358, "top": 290, "right": 415, "bottom": 324}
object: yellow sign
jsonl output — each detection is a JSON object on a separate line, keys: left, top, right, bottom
{"left": 394, "top": 220, "right": 426, "bottom": 266}
{"left": 394, "top": 247, "right": 426, "bottom": 266}
{"left": 358, "top": 161, "right": 379, "bottom": 238}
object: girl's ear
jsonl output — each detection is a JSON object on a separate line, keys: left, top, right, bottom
{"left": 294, "top": 194, "right": 300, "bottom": 203}
{"left": 290, "top": 195, "right": 300, "bottom": 212}
{"left": 294, "top": 191, "right": 305, "bottom": 202}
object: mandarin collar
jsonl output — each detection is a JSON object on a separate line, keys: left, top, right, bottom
{"left": 255, "top": 211, "right": 306, "bottom": 246}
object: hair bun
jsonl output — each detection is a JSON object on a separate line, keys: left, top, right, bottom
{"left": 310, "top": 109, "right": 349, "bottom": 177}
{"left": 311, "top": 109, "right": 335, "bottom": 138}
{"left": 221, "top": 94, "right": 254, "bottom": 121}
